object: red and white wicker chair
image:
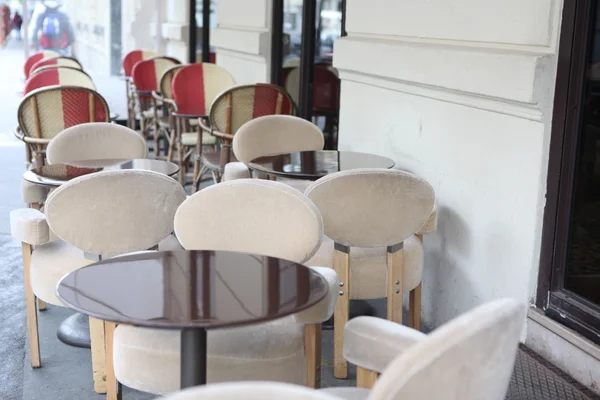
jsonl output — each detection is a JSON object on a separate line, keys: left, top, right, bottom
{"left": 24, "top": 67, "right": 95, "bottom": 94}
{"left": 23, "top": 50, "right": 60, "bottom": 79}
{"left": 121, "top": 49, "right": 160, "bottom": 129}
{"left": 29, "top": 56, "right": 82, "bottom": 77}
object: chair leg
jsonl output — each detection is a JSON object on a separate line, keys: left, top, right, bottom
{"left": 105, "top": 322, "right": 122, "bottom": 400}
{"left": 193, "top": 165, "right": 208, "bottom": 193}
{"left": 409, "top": 283, "right": 422, "bottom": 330}
{"left": 177, "top": 142, "right": 185, "bottom": 185}
{"left": 356, "top": 367, "right": 378, "bottom": 388}
{"left": 304, "top": 324, "right": 322, "bottom": 388}
{"left": 387, "top": 243, "right": 404, "bottom": 324}
{"left": 89, "top": 317, "right": 107, "bottom": 394}
{"left": 21, "top": 242, "right": 41, "bottom": 368}
{"left": 333, "top": 243, "right": 350, "bottom": 379}
{"left": 167, "top": 129, "right": 176, "bottom": 162}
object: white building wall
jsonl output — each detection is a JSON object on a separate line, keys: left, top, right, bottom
{"left": 334, "top": 0, "right": 563, "bottom": 328}
{"left": 212, "top": 0, "right": 272, "bottom": 84}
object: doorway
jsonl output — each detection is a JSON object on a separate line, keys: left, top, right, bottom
{"left": 540, "top": 0, "right": 600, "bottom": 344}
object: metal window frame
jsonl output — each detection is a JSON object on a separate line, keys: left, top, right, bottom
{"left": 188, "top": 0, "right": 212, "bottom": 64}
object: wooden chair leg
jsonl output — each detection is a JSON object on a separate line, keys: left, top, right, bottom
{"left": 387, "top": 243, "right": 404, "bottom": 324}
{"left": 356, "top": 367, "right": 378, "bottom": 388}
{"left": 409, "top": 283, "right": 422, "bottom": 330}
{"left": 177, "top": 141, "right": 185, "bottom": 186}
{"left": 89, "top": 317, "right": 107, "bottom": 394}
{"left": 37, "top": 298, "right": 47, "bottom": 311}
{"left": 105, "top": 322, "right": 122, "bottom": 400}
{"left": 333, "top": 243, "right": 350, "bottom": 379}
{"left": 22, "top": 242, "right": 41, "bottom": 368}
{"left": 167, "top": 129, "right": 176, "bottom": 162}
{"left": 304, "top": 324, "right": 322, "bottom": 388}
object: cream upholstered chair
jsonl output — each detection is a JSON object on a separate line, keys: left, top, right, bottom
{"left": 109, "top": 179, "right": 338, "bottom": 397}
{"left": 46, "top": 122, "right": 147, "bottom": 166}
{"left": 222, "top": 115, "right": 324, "bottom": 192}
{"left": 304, "top": 169, "right": 436, "bottom": 379}
{"left": 159, "top": 298, "right": 524, "bottom": 400}
{"left": 9, "top": 170, "right": 186, "bottom": 394}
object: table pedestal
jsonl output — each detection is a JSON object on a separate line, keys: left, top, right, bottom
{"left": 57, "top": 313, "right": 91, "bottom": 348}
{"left": 180, "top": 328, "right": 207, "bottom": 388}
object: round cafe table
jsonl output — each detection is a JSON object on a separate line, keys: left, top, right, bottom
{"left": 248, "top": 150, "right": 395, "bottom": 181}
{"left": 23, "top": 158, "right": 179, "bottom": 348}
{"left": 23, "top": 158, "right": 179, "bottom": 188}
{"left": 57, "top": 250, "right": 328, "bottom": 388}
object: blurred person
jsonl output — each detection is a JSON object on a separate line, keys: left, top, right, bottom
{"left": 30, "top": 0, "right": 74, "bottom": 55}
{"left": 0, "top": 3, "right": 9, "bottom": 46}
{"left": 12, "top": 10, "right": 22, "bottom": 40}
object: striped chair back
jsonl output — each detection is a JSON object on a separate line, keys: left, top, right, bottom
{"left": 29, "top": 57, "right": 82, "bottom": 77}
{"left": 18, "top": 86, "right": 110, "bottom": 140}
{"left": 159, "top": 65, "right": 185, "bottom": 99}
{"left": 24, "top": 67, "right": 95, "bottom": 94}
{"left": 210, "top": 84, "right": 296, "bottom": 135}
{"left": 24, "top": 50, "right": 60, "bottom": 78}
{"left": 122, "top": 49, "right": 159, "bottom": 77}
{"left": 131, "top": 57, "right": 181, "bottom": 97}
{"left": 171, "top": 63, "right": 236, "bottom": 116}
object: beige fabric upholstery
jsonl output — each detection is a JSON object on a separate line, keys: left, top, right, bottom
{"left": 232, "top": 115, "right": 324, "bottom": 165}
{"left": 306, "top": 235, "right": 423, "bottom": 298}
{"left": 160, "top": 382, "right": 339, "bottom": 400}
{"left": 30, "top": 240, "right": 94, "bottom": 305}
{"left": 418, "top": 202, "right": 437, "bottom": 234}
{"left": 181, "top": 131, "right": 217, "bottom": 146}
{"left": 368, "top": 299, "right": 524, "bottom": 400}
{"left": 46, "top": 122, "right": 147, "bottom": 167}
{"left": 115, "top": 317, "right": 306, "bottom": 395}
{"left": 45, "top": 170, "right": 186, "bottom": 255}
{"left": 305, "top": 169, "right": 435, "bottom": 248}
{"left": 158, "top": 234, "right": 183, "bottom": 251}
{"left": 222, "top": 162, "right": 251, "bottom": 181}
{"left": 10, "top": 208, "right": 50, "bottom": 245}
{"left": 159, "top": 299, "right": 523, "bottom": 400}
{"left": 175, "top": 179, "right": 323, "bottom": 264}
{"left": 115, "top": 179, "right": 336, "bottom": 395}
{"left": 21, "top": 178, "right": 49, "bottom": 204}
{"left": 343, "top": 316, "right": 426, "bottom": 373}
{"left": 294, "top": 267, "right": 338, "bottom": 325}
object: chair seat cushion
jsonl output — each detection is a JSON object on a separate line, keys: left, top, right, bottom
{"left": 158, "top": 115, "right": 172, "bottom": 129}
{"left": 181, "top": 132, "right": 217, "bottom": 147}
{"left": 320, "top": 388, "right": 370, "bottom": 400}
{"left": 142, "top": 109, "right": 155, "bottom": 119}
{"left": 222, "top": 162, "right": 251, "bottom": 182}
{"left": 113, "top": 316, "right": 306, "bottom": 395}
{"left": 305, "top": 235, "right": 423, "bottom": 299}
{"left": 30, "top": 240, "right": 94, "bottom": 306}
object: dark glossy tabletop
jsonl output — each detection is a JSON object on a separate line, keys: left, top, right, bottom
{"left": 23, "top": 158, "right": 179, "bottom": 187}
{"left": 248, "top": 150, "right": 395, "bottom": 180}
{"left": 57, "top": 250, "right": 328, "bottom": 329}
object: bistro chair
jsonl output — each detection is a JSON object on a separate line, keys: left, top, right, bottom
{"left": 108, "top": 179, "right": 338, "bottom": 397}
{"left": 9, "top": 170, "right": 186, "bottom": 395}
{"left": 29, "top": 56, "right": 82, "bottom": 77}
{"left": 304, "top": 169, "right": 436, "bottom": 379}
{"left": 23, "top": 50, "right": 60, "bottom": 79}
{"left": 285, "top": 65, "right": 340, "bottom": 150}
{"left": 152, "top": 64, "right": 185, "bottom": 161}
{"left": 131, "top": 56, "right": 181, "bottom": 148}
{"left": 223, "top": 115, "right": 324, "bottom": 192}
{"left": 159, "top": 299, "right": 524, "bottom": 400}
{"left": 169, "top": 63, "right": 236, "bottom": 185}
{"left": 16, "top": 86, "right": 110, "bottom": 168}
{"left": 24, "top": 67, "right": 95, "bottom": 94}
{"left": 121, "top": 49, "right": 160, "bottom": 129}
{"left": 193, "top": 83, "right": 296, "bottom": 189}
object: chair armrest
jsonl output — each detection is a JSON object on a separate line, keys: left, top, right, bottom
{"left": 222, "top": 162, "right": 251, "bottom": 182}
{"left": 417, "top": 202, "right": 437, "bottom": 235}
{"left": 10, "top": 208, "right": 51, "bottom": 246}
{"left": 294, "top": 267, "right": 338, "bottom": 324}
{"left": 198, "top": 117, "right": 212, "bottom": 133}
{"left": 343, "top": 316, "right": 427, "bottom": 373}
{"left": 210, "top": 129, "right": 234, "bottom": 141}
{"left": 13, "top": 126, "right": 25, "bottom": 141}
{"left": 22, "top": 178, "right": 50, "bottom": 205}
{"left": 163, "top": 98, "right": 178, "bottom": 113}
{"left": 151, "top": 91, "right": 164, "bottom": 102}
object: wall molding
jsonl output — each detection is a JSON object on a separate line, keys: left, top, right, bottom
{"left": 212, "top": 27, "right": 270, "bottom": 56}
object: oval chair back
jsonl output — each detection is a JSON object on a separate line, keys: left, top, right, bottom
{"left": 18, "top": 86, "right": 110, "bottom": 141}
{"left": 209, "top": 84, "right": 296, "bottom": 137}
{"left": 159, "top": 65, "right": 185, "bottom": 100}
{"left": 24, "top": 50, "right": 60, "bottom": 78}
{"left": 305, "top": 169, "right": 435, "bottom": 248}
{"left": 122, "top": 49, "right": 159, "bottom": 77}
{"left": 232, "top": 115, "right": 324, "bottom": 165}
{"left": 174, "top": 179, "right": 323, "bottom": 263}
{"left": 131, "top": 56, "right": 181, "bottom": 97}
{"left": 285, "top": 65, "right": 340, "bottom": 115}
{"left": 47, "top": 122, "right": 147, "bottom": 166}
{"left": 24, "top": 67, "right": 95, "bottom": 94}
{"left": 45, "top": 170, "right": 186, "bottom": 255}
{"left": 29, "top": 56, "right": 82, "bottom": 77}
{"left": 171, "top": 63, "right": 236, "bottom": 116}
{"left": 370, "top": 299, "right": 524, "bottom": 400}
